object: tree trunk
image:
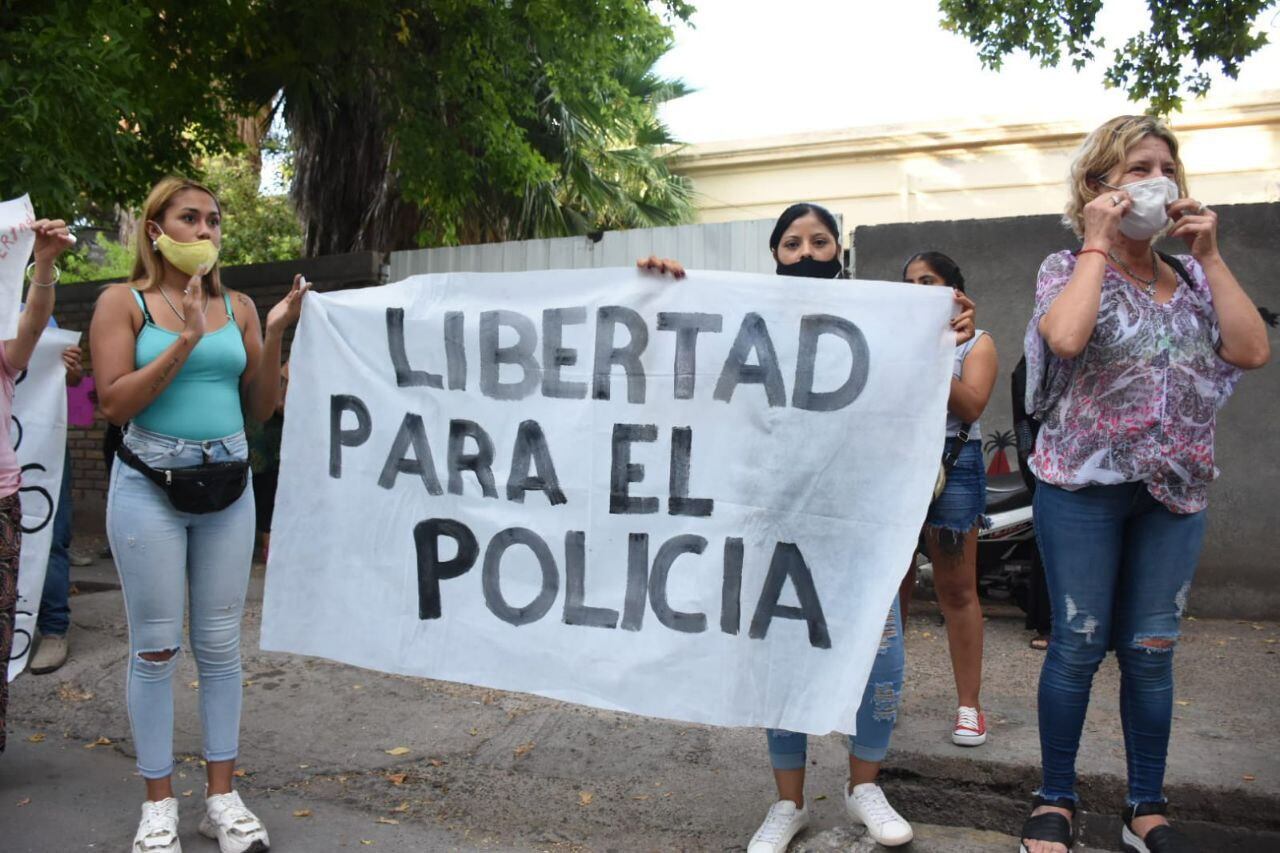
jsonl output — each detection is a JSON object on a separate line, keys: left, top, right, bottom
{"left": 287, "top": 81, "right": 423, "bottom": 257}
{"left": 235, "top": 102, "right": 276, "bottom": 176}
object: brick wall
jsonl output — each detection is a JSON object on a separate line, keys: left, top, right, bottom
{"left": 53, "top": 252, "right": 385, "bottom": 531}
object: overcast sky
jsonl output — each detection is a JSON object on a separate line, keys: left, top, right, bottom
{"left": 654, "top": 0, "right": 1280, "bottom": 143}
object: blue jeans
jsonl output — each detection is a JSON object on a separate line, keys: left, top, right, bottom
{"left": 766, "top": 596, "right": 904, "bottom": 768}
{"left": 37, "top": 447, "right": 74, "bottom": 636}
{"left": 107, "top": 425, "right": 255, "bottom": 779}
{"left": 1033, "top": 482, "right": 1205, "bottom": 806}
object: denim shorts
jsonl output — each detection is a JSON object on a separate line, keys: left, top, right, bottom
{"left": 926, "top": 440, "right": 988, "bottom": 536}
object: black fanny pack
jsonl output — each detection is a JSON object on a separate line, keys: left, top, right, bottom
{"left": 117, "top": 443, "right": 249, "bottom": 514}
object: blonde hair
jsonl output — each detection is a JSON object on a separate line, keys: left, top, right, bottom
{"left": 1063, "top": 115, "right": 1188, "bottom": 237}
{"left": 130, "top": 176, "right": 223, "bottom": 296}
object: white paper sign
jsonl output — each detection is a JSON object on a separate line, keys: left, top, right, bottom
{"left": 7, "top": 327, "right": 78, "bottom": 680}
{"left": 261, "top": 268, "right": 953, "bottom": 734}
{"left": 0, "top": 195, "right": 37, "bottom": 341}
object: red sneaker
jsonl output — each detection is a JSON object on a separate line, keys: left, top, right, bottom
{"left": 953, "top": 706, "right": 987, "bottom": 746}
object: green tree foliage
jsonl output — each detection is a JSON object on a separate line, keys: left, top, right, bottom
{"left": 57, "top": 147, "right": 303, "bottom": 283}
{"left": 2, "top": 1, "right": 696, "bottom": 255}
{"left": 0, "top": 1, "right": 246, "bottom": 220}
{"left": 201, "top": 153, "right": 303, "bottom": 266}
{"left": 60, "top": 238, "right": 134, "bottom": 284}
{"left": 231, "top": 0, "right": 695, "bottom": 252}
{"left": 519, "top": 59, "right": 695, "bottom": 241}
{"left": 939, "top": 0, "right": 1277, "bottom": 114}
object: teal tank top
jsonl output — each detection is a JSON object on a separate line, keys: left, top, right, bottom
{"left": 132, "top": 289, "right": 247, "bottom": 440}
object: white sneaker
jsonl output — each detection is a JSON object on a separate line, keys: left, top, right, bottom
{"left": 133, "top": 798, "right": 181, "bottom": 852}
{"left": 747, "top": 799, "right": 809, "bottom": 853}
{"left": 198, "top": 790, "right": 270, "bottom": 853}
{"left": 845, "top": 782, "right": 913, "bottom": 847}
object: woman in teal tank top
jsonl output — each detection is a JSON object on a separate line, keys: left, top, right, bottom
{"left": 89, "top": 177, "right": 307, "bottom": 853}
{"left": 131, "top": 288, "right": 248, "bottom": 439}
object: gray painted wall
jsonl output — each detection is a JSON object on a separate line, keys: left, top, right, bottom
{"left": 853, "top": 203, "right": 1280, "bottom": 618}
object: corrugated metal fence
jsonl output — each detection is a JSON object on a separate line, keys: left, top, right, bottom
{"left": 387, "top": 218, "right": 845, "bottom": 281}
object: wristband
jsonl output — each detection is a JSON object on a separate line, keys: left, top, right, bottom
{"left": 1076, "top": 249, "right": 1107, "bottom": 261}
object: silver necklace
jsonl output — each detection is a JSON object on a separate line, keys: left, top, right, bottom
{"left": 157, "top": 286, "right": 207, "bottom": 323}
{"left": 1107, "top": 248, "right": 1160, "bottom": 298}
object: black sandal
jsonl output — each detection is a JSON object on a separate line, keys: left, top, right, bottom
{"left": 1019, "top": 795, "right": 1076, "bottom": 852}
{"left": 1122, "top": 801, "right": 1196, "bottom": 853}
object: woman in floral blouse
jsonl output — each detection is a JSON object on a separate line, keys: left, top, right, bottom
{"left": 1019, "top": 115, "right": 1269, "bottom": 853}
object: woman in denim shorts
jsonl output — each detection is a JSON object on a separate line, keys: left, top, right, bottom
{"left": 903, "top": 251, "right": 998, "bottom": 749}
{"left": 90, "top": 177, "right": 306, "bottom": 853}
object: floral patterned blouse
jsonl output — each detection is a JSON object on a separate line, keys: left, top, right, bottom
{"left": 1024, "top": 249, "right": 1242, "bottom": 514}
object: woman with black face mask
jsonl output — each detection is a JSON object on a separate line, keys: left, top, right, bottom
{"left": 769, "top": 204, "right": 845, "bottom": 279}
{"left": 639, "top": 203, "right": 975, "bottom": 852}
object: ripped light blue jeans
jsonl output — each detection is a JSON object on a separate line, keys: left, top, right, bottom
{"left": 766, "top": 596, "right": 904, "bottom": 768}
{"left": 1033, "top": 481, "right": 1205, "bottom": 806}
{"left": 107, "top": 425, "right": 255, "bottom": 779}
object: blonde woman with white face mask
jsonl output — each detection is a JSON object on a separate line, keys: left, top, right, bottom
{"left": 90, "top": 177, "right": 307, "bottom": 853}
{"left": 1018, "top": 116, "right": 1269, "bottom": 853}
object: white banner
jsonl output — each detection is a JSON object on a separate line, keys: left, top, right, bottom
{"left": 0, "top": 195, "right": 37, "bottom": 340}
{"left": 7, "top": 327, "right": 78, "bottom": 680}
{"left": 261, "top": 268, "right": 953, "bottom": 734}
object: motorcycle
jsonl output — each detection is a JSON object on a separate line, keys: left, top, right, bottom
{"left": 975, "top": 471, "right": 1036, "bottom": 605}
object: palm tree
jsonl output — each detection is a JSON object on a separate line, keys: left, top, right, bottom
{"left": 513, "top": 65, "right": 694, "bottom": 243}
{"left": 984, "top": 429, "right": 1015, "bottom": 476}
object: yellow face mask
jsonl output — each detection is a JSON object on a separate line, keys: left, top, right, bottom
{"left": 152, "top": 228, "right": 220, "bottom": 277}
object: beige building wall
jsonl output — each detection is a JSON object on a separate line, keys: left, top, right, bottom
{"left": 668, "top": 93, "right": 1280, "bottom": 233}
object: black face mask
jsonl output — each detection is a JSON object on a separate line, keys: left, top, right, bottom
{"left": 776, "top": 256, "right": 843, "bottom": 279}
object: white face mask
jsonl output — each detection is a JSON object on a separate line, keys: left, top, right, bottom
{"left": 1103, "top": 176, "right": 1179, "bottom": 240}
